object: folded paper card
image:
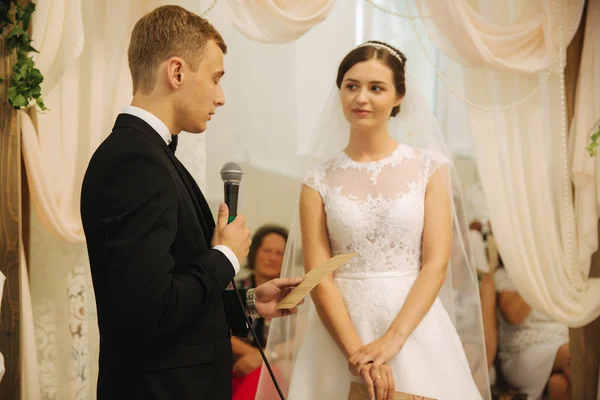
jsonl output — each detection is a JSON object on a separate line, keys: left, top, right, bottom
{"left": 277, "top": 253, "right": 358, "bottom": 309}
{"left": 348, "top": 382, "right": 436, "bottom": 400}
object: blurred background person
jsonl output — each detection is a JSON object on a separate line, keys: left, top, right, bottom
{"left": 495, "top": 265, "right": 571, "bottom": 400}
{"left": 231, "top": 225, "right": 288, "bottom": 400}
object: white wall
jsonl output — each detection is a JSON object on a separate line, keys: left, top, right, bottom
{"left": 207, "top": 162, "right": 302, "bottom": 233}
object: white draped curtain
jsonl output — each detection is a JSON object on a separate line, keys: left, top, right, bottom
{"left": 412, "top": 3, "right": 600, "bottom": 396}
{"left": 18, "top": 0, "right": 600, "bottom": 398}
{"left": 413, "top": 0, "right": 600, "bottom": 326}
{"left": 416, "top": 0, "right": 582, "bottom": 73}
{"left": 226, "top": 0, "right": 336, "bottom": 43}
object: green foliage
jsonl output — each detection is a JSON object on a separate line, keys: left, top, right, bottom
{"left": 0, "top": 1, "right": 45, "bottom": 111}
{"left": 587, "top": 126, "right": 600, "bottom": 157}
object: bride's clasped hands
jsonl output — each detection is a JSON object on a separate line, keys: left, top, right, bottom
{"left": 348, "top": 333, "right": 406, "bottom": 400}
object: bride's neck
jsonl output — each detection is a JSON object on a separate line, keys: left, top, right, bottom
{"left": 346, "top": 124, "right": 398, "bottom": 161}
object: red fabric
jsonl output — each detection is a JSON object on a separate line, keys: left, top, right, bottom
{"left": 232, "top": 368, "right": 261, "bottom": 400}
{"left": 232, "top": 365, "right": 289, "bottom": 400}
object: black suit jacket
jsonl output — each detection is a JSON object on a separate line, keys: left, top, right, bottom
{"left": 81, "top": 114, "right": 248, "bottom": 399}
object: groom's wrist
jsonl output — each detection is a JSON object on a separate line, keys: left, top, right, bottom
{"left": 246, "top": 289, "right": 260, "bottom": 319}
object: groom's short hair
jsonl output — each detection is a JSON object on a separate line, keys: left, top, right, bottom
{"left": 128, "top": 5, "right": 227, "bottom": 95}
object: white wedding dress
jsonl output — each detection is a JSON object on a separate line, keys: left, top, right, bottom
{"left": 286, "top": 144, "right": 482, "bottom": 400}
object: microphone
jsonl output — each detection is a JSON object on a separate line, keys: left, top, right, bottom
{"left": 220, "top": 161, "right": 243, "bottom": 224}
{"left": 219, "top": 162, "right": 286, "bottom": 400}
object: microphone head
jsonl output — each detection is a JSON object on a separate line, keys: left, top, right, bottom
{"left": 220, "top": 161, "right": 243, "bottom": 184}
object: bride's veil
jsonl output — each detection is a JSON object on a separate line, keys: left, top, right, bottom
{"left": 255, "top": 46, "right": 491, "bottom": 400}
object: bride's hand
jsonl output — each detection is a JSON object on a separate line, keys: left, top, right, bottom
{"left": 348, "top": 333, "right": 405, "bottom": 376}
{"left": 357, "top": 363, "right": 396, "bottom": 400}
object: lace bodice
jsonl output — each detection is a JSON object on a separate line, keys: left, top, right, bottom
{"left": 304, "top": 144, "right": 448, "bottom": 276}
{"left": 494, "top": 268, "right": 568, "bottom": 359}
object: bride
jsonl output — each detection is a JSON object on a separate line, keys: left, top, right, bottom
{"left": 255, "top": 41, "right": 490, "bottom": 400}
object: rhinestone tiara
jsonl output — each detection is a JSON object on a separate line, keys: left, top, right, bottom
{"left": 357, "top": 42, "right": 404, "bottom": 65}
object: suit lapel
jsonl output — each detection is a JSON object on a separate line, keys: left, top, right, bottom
{"left": 169, "top": 156, "right": 214, "bottom": 246}
{"left": 113, "top": 114, "right": 214, "bottom": 247}
{"left": 179, "top": 166, "right": 216, "bottom": 234}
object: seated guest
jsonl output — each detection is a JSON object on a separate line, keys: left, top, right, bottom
{"left": 495, "top": 266, "right": 571, "bottom": 400}
{"left": 231, "top": 225, "right": 288, "bottom": 400}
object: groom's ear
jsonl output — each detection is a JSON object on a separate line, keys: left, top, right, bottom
{"left": 166, "top": 57, "right": 184, "bottom": 90}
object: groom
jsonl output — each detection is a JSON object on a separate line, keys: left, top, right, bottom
{"left": 80, "top": 5, "right": 301, "bottom": 400}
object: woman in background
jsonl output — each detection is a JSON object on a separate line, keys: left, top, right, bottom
{"left": 495, "top": 266, "right": 571, "bottom": 400}
{"left": 232, "top": 225, "right": 288, "bottom": 400}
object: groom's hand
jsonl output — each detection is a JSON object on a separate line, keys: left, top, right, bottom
{"left": 254, "top": 278, "right": 304, "bottom": 318}
{"left": 212, "top": 203, "right": 251, "bottom": 263}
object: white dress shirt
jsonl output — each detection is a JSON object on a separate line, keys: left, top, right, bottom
{"left": 122, "top": 106, "right": 240, "bottom": 275}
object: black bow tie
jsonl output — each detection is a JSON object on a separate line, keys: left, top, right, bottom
{"left": 168, "top": 135, "right": 178, "bottom": 153}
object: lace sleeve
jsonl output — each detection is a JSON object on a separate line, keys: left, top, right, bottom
{"left": 424, "top": 149, "right": 450, "bottom": 181}
{"left": 303, "top": 164, "right": 326, "bottom": 196}
{"left": 494, "top": 268, "right": 516, "bottom": 292}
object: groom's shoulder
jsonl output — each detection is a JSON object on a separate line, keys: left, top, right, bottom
{"left": 93, "top": 119, "right": 162, "bottom": 162}
{"left": 84, "top": 123, "right": 167, "bottom": 185}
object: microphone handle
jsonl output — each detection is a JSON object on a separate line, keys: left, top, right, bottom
{"left": 224, "top": 182, "right": 239, "bottom": 224}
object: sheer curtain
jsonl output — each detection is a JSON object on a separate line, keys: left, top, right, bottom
{"left": 452, "top": 0, "right": 600, "bottom": 327}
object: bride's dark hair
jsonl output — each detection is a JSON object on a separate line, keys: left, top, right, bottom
{"left": 336, "top": 40, "right": 407, "bottom": 117}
